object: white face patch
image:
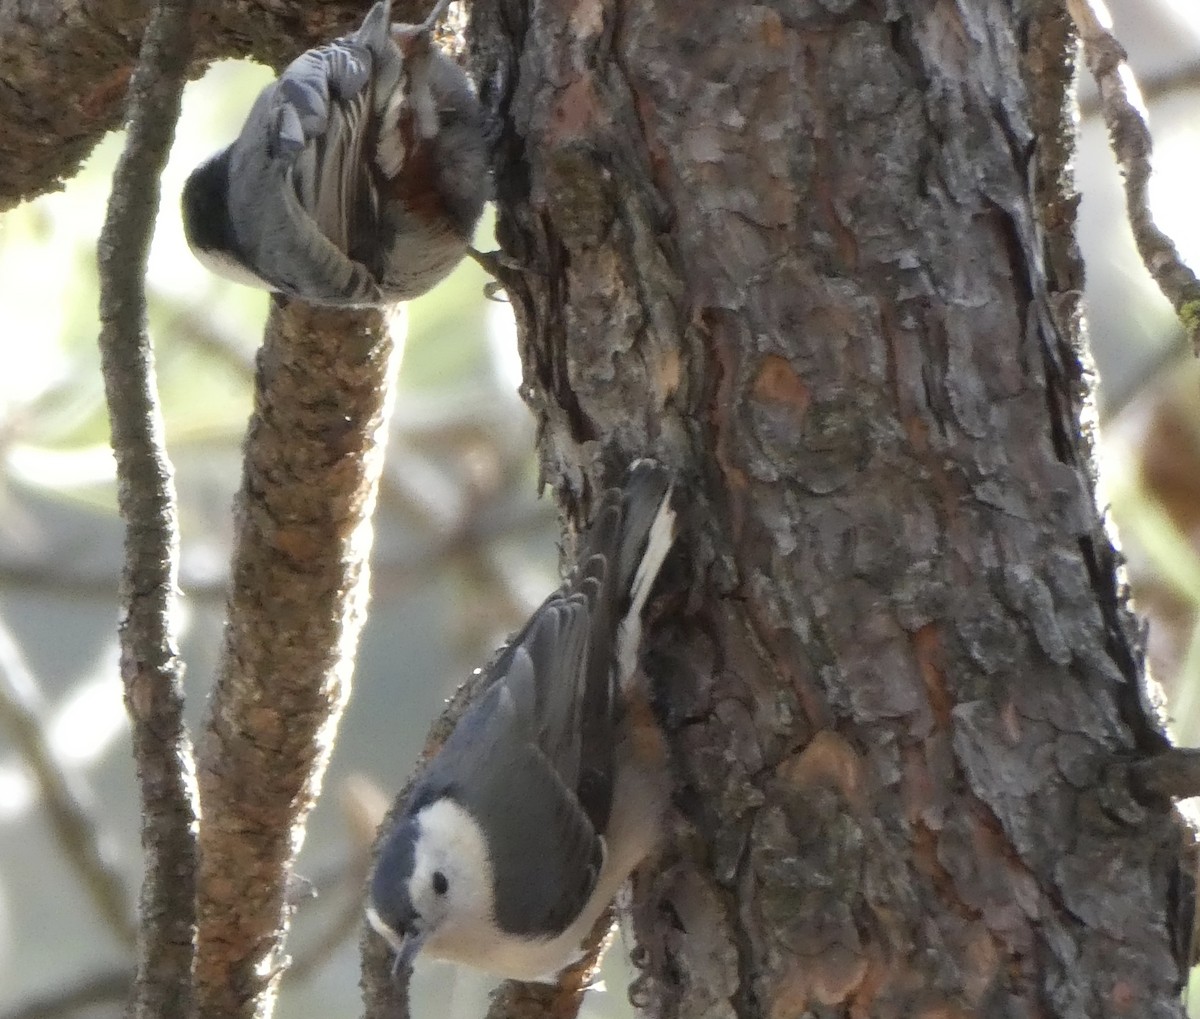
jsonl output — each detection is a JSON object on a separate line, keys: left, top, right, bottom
{"left": 407, "top": 798, "right": 496, "bottom": 952}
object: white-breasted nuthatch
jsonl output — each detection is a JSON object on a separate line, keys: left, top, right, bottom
{"left": 367, "top": 461, "right": 676, "bottom": 981}
{"left": 181, "top": 0, "right": 488, "bottom": 306}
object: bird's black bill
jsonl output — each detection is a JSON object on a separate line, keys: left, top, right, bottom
{"left": 390, "top": 930, "right": 426, "bottom": 982}
{"left": 389, "top": 954, "right": 406, "bottom": 983}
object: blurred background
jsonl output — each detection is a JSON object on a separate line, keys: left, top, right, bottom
{"left": 1, "top": 1, "right": 1199, "bottom": 1017}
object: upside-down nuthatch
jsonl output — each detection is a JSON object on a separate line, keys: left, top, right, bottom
{"left": 182, "top": 0, "right": 487, "bottom": 306}
{"left": 368, "top": 461, "right": 676, "bottom": 981}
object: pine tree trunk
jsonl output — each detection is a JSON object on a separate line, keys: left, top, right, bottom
{"left": 471, "top": 0, "right": 1192, "bottom": 1016}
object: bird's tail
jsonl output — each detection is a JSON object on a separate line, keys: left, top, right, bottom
{"left": 565, "top": 460, "right": 674, "bottom": 832}
{"left": 609, "top": 460, "right": 676, "bottom": 689}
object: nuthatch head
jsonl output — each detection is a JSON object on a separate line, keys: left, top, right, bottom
{"left": 182, "top": 0, "right": 488, "bottom": 306}
{"left": 367, "top": 461, "right": 676, "bottom": 981}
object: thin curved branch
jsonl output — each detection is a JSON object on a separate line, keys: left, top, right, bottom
{"left": 1131, "top": 747, "right": 1200, "bottom": 801}
{"left": 0, "top": 616, "right": 135, "bottom": 945}
{"left": 1079, "top": 59, "right": 1200, "bottom": 119}
{"left": 95, "top": 0, "right": 201, "bottom": 1012}
{"left": 1068, "top": 0, "right": 1200, "bottom": 350}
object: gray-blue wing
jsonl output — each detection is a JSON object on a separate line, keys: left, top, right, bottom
{"left": 223, "top": 3, "right": 397, "bottom": 305}
{"left": 523, "top": 596, "right": 593, "bottom": 789}
{"left": 434, "top": 677, "right": 604, "bottom": 938}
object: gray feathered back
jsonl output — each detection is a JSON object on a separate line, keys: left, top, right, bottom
{"left": 393, "top": 462, "right": 673, "bottom": 937}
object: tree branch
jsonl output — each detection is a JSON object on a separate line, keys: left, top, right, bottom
{"left": 0, "top": 0, "right": 437, "bottom": 213}
{"left": 194, "top": 300, "right": 401, "bottom": 1019}
{"left": 1079, "top": 60, "right": 1200, "bottom": 120}
{"left": 0, "top": 616, "right": 135, "bottom": 945}
{"left": 94, "top": 0, "right": 201, "bottom": 1013}
{"left": 1131, "top": 747, "right": 1200, "bottom": 801}
{"left": 0, "top": 500, "right": 550, "bottom": 607}
{"left": 1068, "top": 0, "right": 1200, "bottom": 350}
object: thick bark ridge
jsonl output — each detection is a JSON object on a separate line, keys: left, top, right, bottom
{"left": 471, "top": 0, "right": 1191, "bottom": 1017}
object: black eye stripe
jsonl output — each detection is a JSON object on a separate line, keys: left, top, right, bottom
{"left": 432, "top": 870, "right": 448, "bottom": 895}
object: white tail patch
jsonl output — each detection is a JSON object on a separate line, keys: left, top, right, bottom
{"left": 616, "top": 485, "right": 676, "bottom": 690}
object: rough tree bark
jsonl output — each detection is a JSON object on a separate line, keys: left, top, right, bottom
{"left": 461, "top": 0, "right": 1191, "bottom": 1016}
{"left": 3, "top": 0, "right": 1193, "bottom": 1014}
{"left": 196, "top": 302, "right": 400, "bottom": 1019}
{"left": 96, "top": 0, "right": 200, "bottom": 1014}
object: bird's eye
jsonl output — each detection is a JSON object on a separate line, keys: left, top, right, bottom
{"left": 432, "top": 871, "right": 448, "bottom": 895}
